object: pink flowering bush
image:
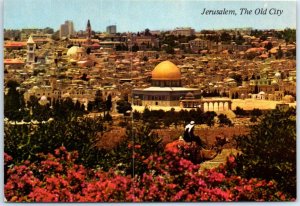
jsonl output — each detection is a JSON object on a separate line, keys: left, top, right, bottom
{"left": 136, "top": 145, "right": 292, "bottom": 201}
{"left": 5, "top": 147, "right": 133, "bottom": 202}
{"left": 5, "top": 145, "right": 294, "bottom": 202}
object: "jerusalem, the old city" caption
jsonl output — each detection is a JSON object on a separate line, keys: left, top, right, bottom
{"left": 201, "top": 8, "right": 283, "bottom": 16}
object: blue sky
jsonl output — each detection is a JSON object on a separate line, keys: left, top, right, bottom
{"left": 4, "top": 0, "right": 296, "bottom": 32}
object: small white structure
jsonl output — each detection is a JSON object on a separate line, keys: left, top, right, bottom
{"left": 258, "top": 91, "right": 266, "bottom": 100}
{"left": 251, "top": 91, "right": 266, "bottom": 100}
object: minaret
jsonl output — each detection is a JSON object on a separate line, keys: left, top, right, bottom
{"left": 27, "top": 36, "right": 36, "bottom": 64}
{"left": 86, "top": 19, "right": 92, "bottom": 45}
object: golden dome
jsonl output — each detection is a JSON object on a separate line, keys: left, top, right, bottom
{"left": 152, "top": 61, "right": 181, "bottom": 80}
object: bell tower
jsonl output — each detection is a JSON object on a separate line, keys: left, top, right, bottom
{"left": 27, "top": 36, "right": 36, "bottom": 64}
{"left": 86, "top": 19, "right": 92, "bottom": 45}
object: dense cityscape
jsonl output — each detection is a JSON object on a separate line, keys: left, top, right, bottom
{"left": 4, "top": 18, "right": 296, "bottom": 202}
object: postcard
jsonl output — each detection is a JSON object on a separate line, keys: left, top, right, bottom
{"left": 3, "top": 0, "right": 296, "bottom": 202}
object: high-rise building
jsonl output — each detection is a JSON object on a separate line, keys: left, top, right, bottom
{"left": 106, "top": 25, "right": 117, "bottom": 35}
{"left": 60, "top": 20, "right": 74, "bottom": 38}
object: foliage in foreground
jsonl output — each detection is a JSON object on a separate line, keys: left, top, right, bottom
{"left": 5, "top": 146, "right": 293, "bottom": 202}
{"left": 4, "top": 117, "right": 105, "bottom": 168}
{"left": 233, "top": 108, "right": 296, "bottom": 197}
{"left": 5, "top": 117, "right": 164, "bottom": 174}
{"left": 134, "top": 108, "right": 218, "bottom": 128}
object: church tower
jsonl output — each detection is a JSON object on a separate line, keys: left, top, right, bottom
{"left": 86, "top": 19, "right": 92, "bottom": 45}
{"left": 27, "top": 36, "right": 36, "bottom": 64}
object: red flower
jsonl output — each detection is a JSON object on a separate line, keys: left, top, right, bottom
{"left": 134, "top": 144, "right": 141, "bottom": 149}
{"left": 4, "top": 153, "right": 13, "bottom": 164}
{"left": 228, "top": 155, "right": 235, "bottom": 164}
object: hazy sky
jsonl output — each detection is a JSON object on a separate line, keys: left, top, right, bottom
{"left": 4, "top": 0, "right": 296, "bottom": 32}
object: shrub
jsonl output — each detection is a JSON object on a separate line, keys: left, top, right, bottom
{"left": 233, "top": 108, "right": 296, "bottom": 197}
{"left": 4, "top": 117, "right": 105, "bottom": 168}
{"left": 251, "top": 108, "right": 262, "bottom": 117}
{"left": 234, "top": 106, "right": 247, "bottom": 117}
{"left": 5, "top": 147, "right": 292, "bottom": 202}
{"left": 218, "top": 114, "right": 233, "bottom": 127}
{"left": 4, "top": 147, "right": 133, "bottom": 202}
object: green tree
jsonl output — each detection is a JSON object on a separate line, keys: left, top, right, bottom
{"left": 220, "top": 32, "right": 231, "bottom": 43}
{"left": 87, "top": 101, "right": 94, "bottom": 112}
{"left": 233, "top": 108, "right": 296, "bottom": 197}
{"left": 94, "top": 90, "right": 104, "bottom": 112}
{"left": 86, "top": 47, "right": 91, "bottom": 55}
{"left": 282, "top": 28, "right": 296, "bottom": 44}
{"left": 265, "top": 41, "right": 273, "bottom": 51}
{"left": 203, "top": 111, "right": 216, "bottom": 127}
{"left": 254, "top": 85, "right": 259, "bottom": 94}
{"left": 116, "top": 100, "right": 132, "bottom": 116}
{"left": 251, "top": 108, "right": 262, "bottom": 117}
{"left": 179, "top": 109, "right": 191, "bottom": 125}
{"left": 142, "top": 56, "right": 148, "bottom": 62}
{"left": 74, "top": 100, "right": 81, "bottom": 111}
{"left": 234, "top": 106, "right": 247, "bottom": 117}
{"left": 131, "top": 44, "right": 139, "bottom": 52}
{"left": 133, "top": 110, "right": 141, "bottom": 120}
{"left": 277, "top": 46, "right": 283, "bottom": 59}
{"left": 229, "top": 73, "right": 243, "bottom": 86}
{"left": 163, "top": 115, "right": 173, "bottom": 128}
{"left": 168, "top": 108, "right": 180, "bottom": 128}
{"left": 4, "top": 80, "right": 27, "bottom": 121}
{"left": 5, "top": 117, "right": 105, "bottom": 168}
{"left": 218, "top": 114, "right": 233, "bottom": 127}
{"left": 164, "top": 46, "right": 175, "bottom": 54}
{"left": 235, "top": 34, "right": 245, "bottom": 45}
{"left": 142, "top": 108, "right": 152, "bottom": 121}
{"left": 32, "top": 103, "right": 52, "bottom": 122}
{"left": 250, "top": 29, "right": 263, "bottom": 38}
{"left": 189, "top": 109, "right": 203, "bottom": 124}
{"left": 260, "top": 35, "right": 267, "bottom": 41}
{"left": 51, "top": 30, "right": 60, "bottom": 41}
{"left": 105, "top": 94, "right": 113, "bottom": 114}
{"left": 144, "top": 28, "right": 151, "bottom": 36}
{"left": 103, "top": 113, "right": 112, "bottom": 122}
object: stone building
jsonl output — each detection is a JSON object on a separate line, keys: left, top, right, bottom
{"left": 132, "top": 61, "right": 202, "bottom": 107}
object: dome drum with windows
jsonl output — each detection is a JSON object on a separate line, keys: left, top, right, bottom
{"left": 151, "top": 61, "right": 182, "bottom": 87}
{"left": 152, "top": 61, "right": 181, "bottom": 87}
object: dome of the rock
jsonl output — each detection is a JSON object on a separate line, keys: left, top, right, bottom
{"left": 152, "top": 61, "right": 181, "bottom": 80}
